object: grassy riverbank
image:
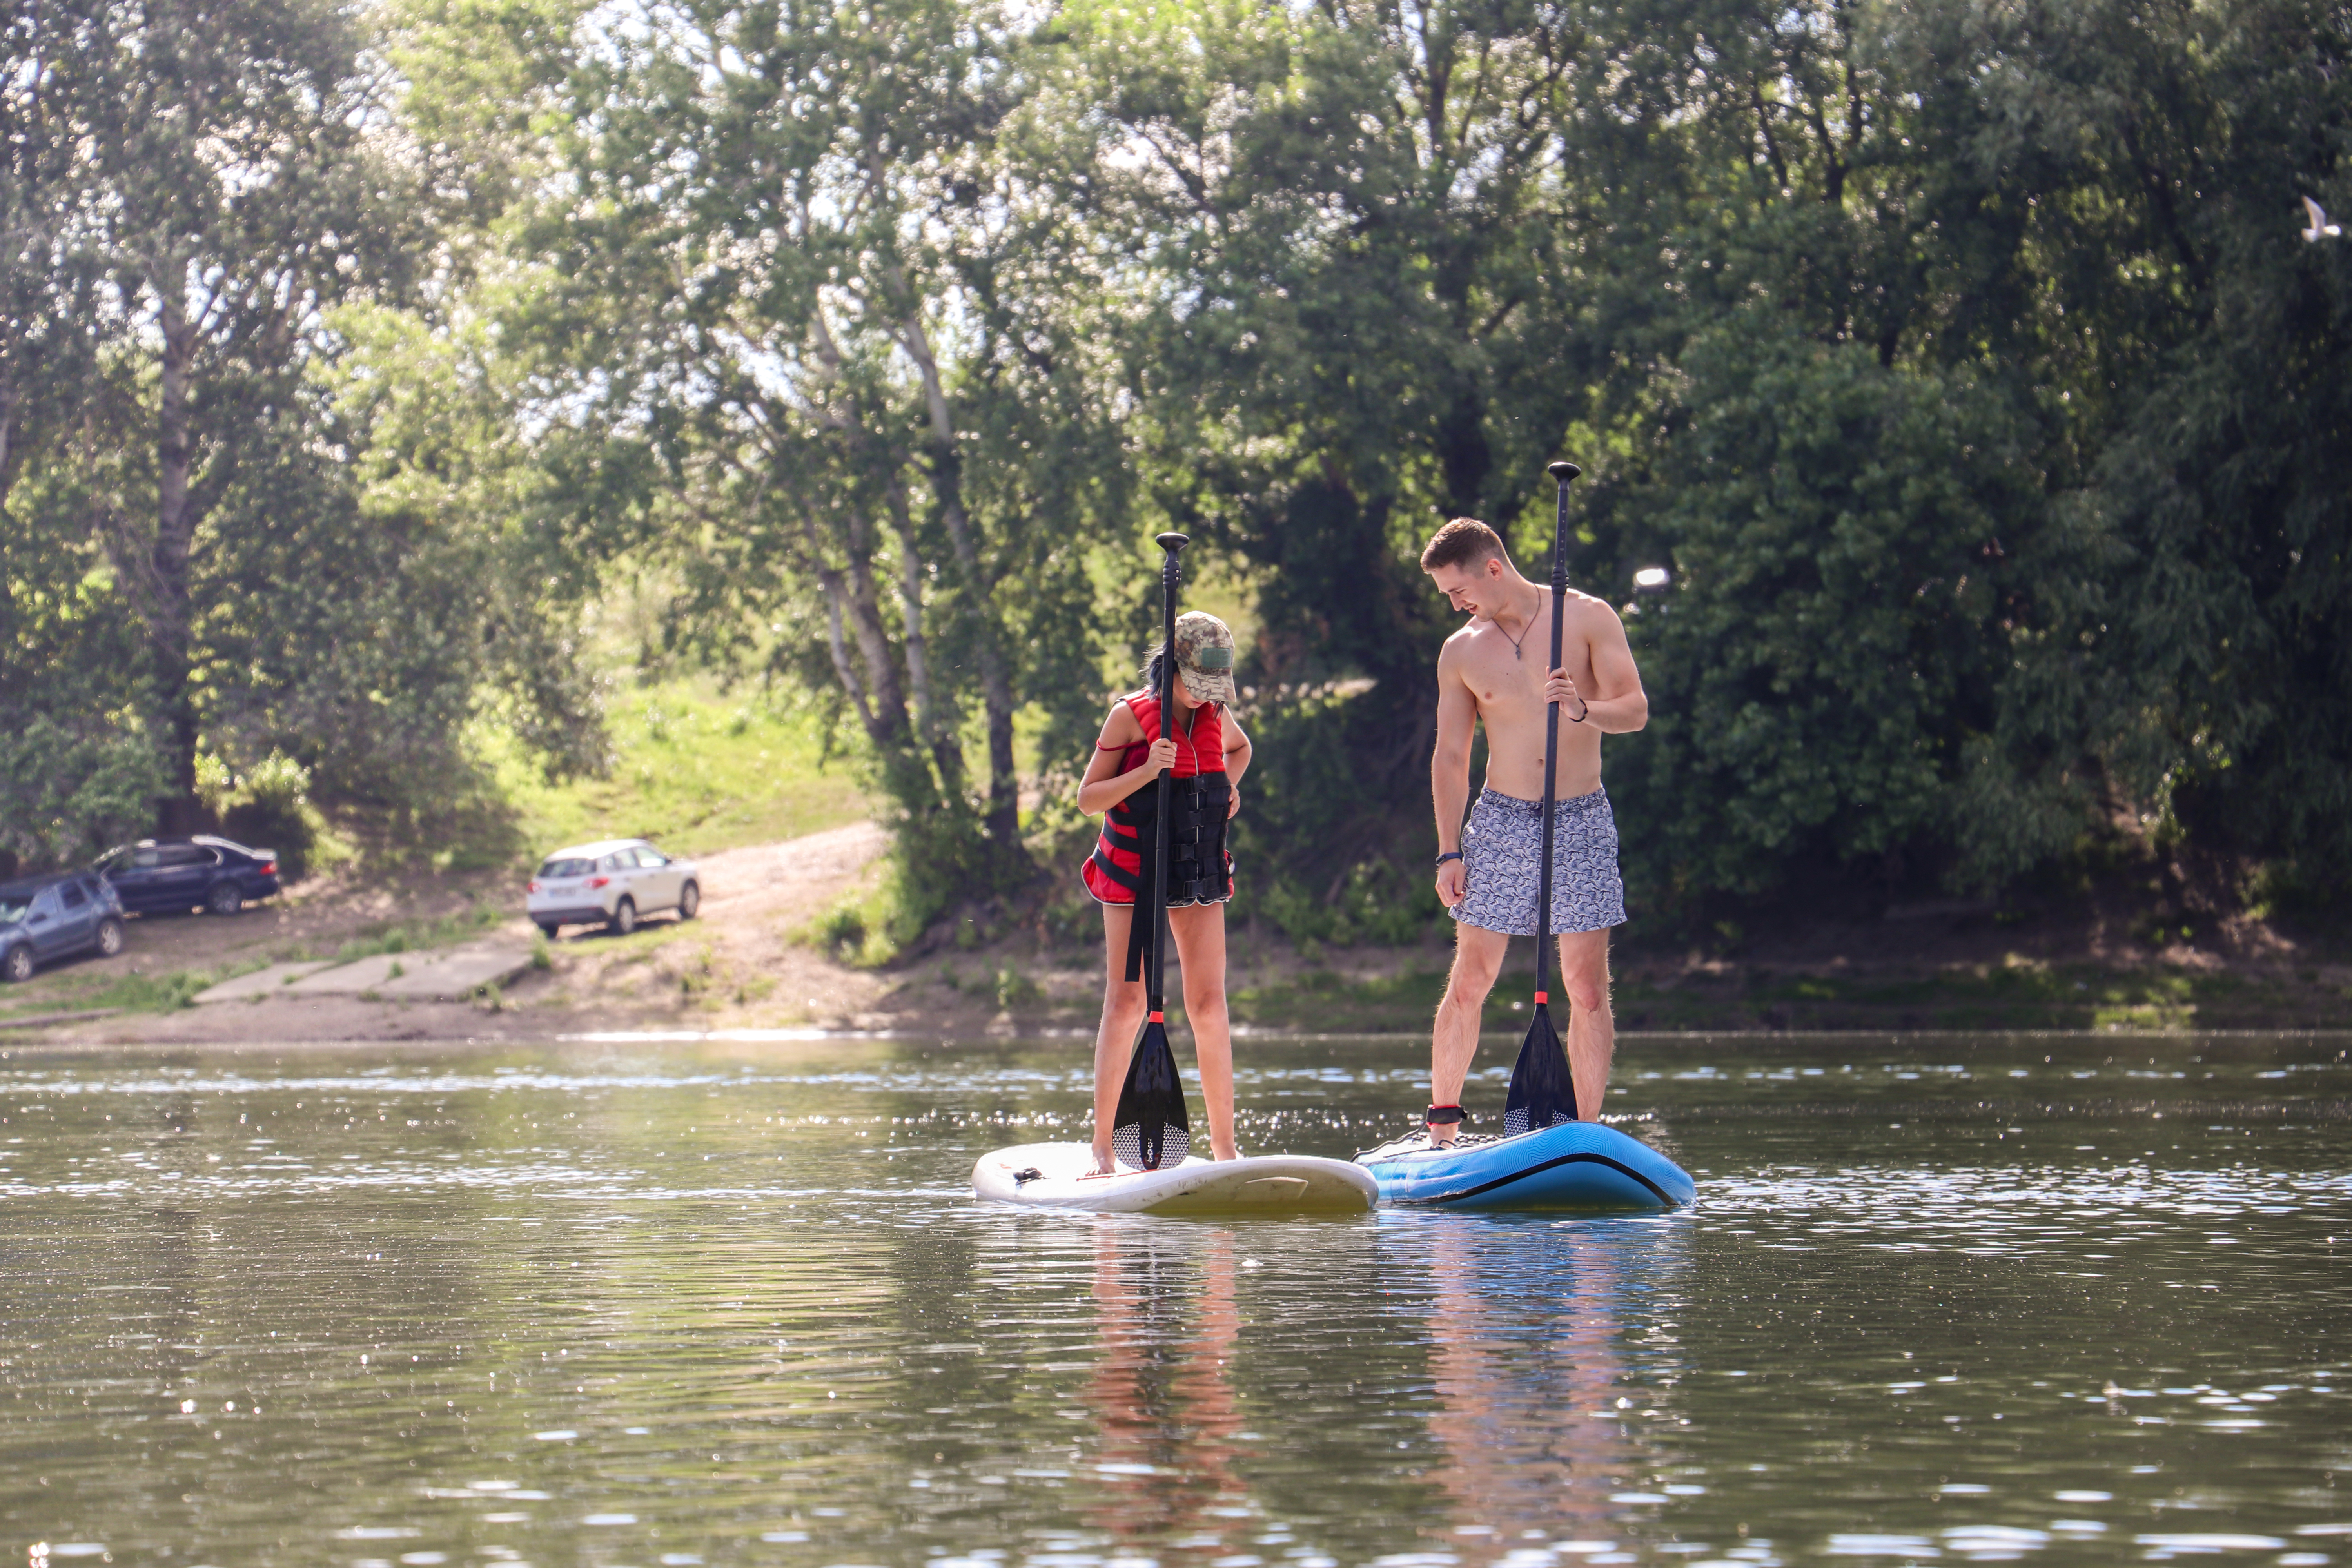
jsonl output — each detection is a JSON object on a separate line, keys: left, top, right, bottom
{"left": 476, "top": 675, "right": 873, "bottom": 864}
{"left": 1206, "top": 952, "right": 2352, "bottom": 1035}
{"left": 7, "top": 669, "right": 2347, "bottom": 1040}
{"left": 11, "top": 829, "right": 2348, "bottom": 1041}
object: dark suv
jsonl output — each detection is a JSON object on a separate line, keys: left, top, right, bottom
{"left": 0, "top": 871, "right": 127, "bottom": 983}
{"left": 96, "top": 836, "right": 282, "bottom": 917}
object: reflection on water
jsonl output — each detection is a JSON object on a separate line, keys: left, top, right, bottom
{"left": 1412, "top": 1218, "right": 1682, "bottom": 1558}
{"left": 0, "top": 1033, "right": 2346, "bottom": 1568}
{"left": 1082, "top": 1226, "right": 1249, "bottom": 1555}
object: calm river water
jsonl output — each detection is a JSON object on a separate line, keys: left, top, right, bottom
{"left": 2, "top": 1031, "right": 2348, "bottom": 1568}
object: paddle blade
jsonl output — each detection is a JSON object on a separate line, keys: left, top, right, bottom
{"left": 1503, "top": 1003, "right": 1578, "bottom": 1134}
{"left": 1112, "top": 1018, "right": 1192, "bottom": 1171}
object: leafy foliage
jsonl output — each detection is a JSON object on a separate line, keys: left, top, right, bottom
{"left": 9, "top": 0, "right": 2346, "bottom": 921}
{"left": 1070, "top": 0, "right": 2352, "bottom": 918}
{"left": 462, "top": 0, "right": 1134, "bottom": 914}
{"left": 0, "top": 0, "right": 606, "bottom": 869}
{"left": 1613, "top": 327, "right": 2033, "bottom": 906}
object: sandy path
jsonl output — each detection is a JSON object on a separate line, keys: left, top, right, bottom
{"left": 691, "top": 821, "right": 889, "bottom": 926}
{"left": 527, "top": 820, "right": 901, "bottom": 1030}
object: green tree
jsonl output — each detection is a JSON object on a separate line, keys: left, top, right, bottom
{"left": 0, "top": 0, "right": 98, "bottom": 515}
{"left": 1577, "top": 0, "right": 2351, "bottom": 902}
{"left": 1036, "top": 0, "right": 1606, "bottom": 924}
{"left": 0, "top": 0, "right": 166, "bottom": 867}
{"left": 0, "top": 0, "right": 609, "bottom": 861}
{"left": 488, "top": 0, "right": 1123, "bottom": 904}
{"left": 72, "top": 0, "right": 418, "bottom": 827}
{"left": 1100, "top": 0, "right": 2351, "bottom": 923}
{"left": 0, "top": 499, "right": 167, "bottom": 871}
{"left": 1611, "top": 327, "right": 2032, "bottom": 906}
{"left": 1943, "top": 0, "right": 2352, "bottom": 888}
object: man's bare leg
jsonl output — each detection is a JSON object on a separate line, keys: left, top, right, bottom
{"left": 1557, "top": 927, "right": 1615, "bottom": 1122}
{"left": 1429, "top": 923, "right": 1509, "bottom": 1143}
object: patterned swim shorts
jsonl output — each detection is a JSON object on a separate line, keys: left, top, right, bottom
{"left": 1449, "top": 785, "right": 1628, "bottom": 936}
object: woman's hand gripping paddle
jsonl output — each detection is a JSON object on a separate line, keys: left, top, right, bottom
{"left": 1503, "top": 463, "right": 1583, "bottom": 1136}
{"left": 1112, "top": 532, "right": 1195, "bottom": 1170}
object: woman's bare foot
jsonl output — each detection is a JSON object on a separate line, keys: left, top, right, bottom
{"left": 1089, "top": 1143, "right": 1118, "bottom": 1176}
{"left": 1211, "top": 1140, "right": 1240, "bottom": 1161}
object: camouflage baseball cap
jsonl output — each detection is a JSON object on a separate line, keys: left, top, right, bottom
{"left": 1172, "top": 611, "right": 1239, "bottom": 704}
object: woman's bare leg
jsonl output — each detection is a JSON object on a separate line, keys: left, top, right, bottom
{"left": 1169, "top": 903, "right": 1237, "bottom": 1160}
{"left": 1091, "top": 902, "right": 1149, "bottom": 1172}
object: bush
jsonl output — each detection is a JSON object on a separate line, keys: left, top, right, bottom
{"left": 808, "top": 901, "right": 867, "bottom": 956}
{"left": 1224, "top": 681, "right": 1449, "bottom": 947}
{"left": 197, "top": 752, "right": 324, "bottom": 878}
{"left": 0, "top": 712, "right": 168, "bottom": 875}
{"left": 991, "top": 966, "right": 1042, "bottom": 1007}
{"left": 1253, "top": 855, "right": 1445, "bottom": 947}
{"left": 802, "top": 863, "right": 929, "bottom": 967}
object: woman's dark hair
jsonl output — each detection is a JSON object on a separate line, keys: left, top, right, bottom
{"left": 1129, "top": 649, "right": 1217, "bottom": 709}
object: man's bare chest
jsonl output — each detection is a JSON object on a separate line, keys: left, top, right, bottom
{"left": 1461, "top": 630, "right": 1592, "bottom": 714}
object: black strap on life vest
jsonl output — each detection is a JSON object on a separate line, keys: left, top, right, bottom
{"left": 1098, "top": 773, "right": 1232, "bottom": 982}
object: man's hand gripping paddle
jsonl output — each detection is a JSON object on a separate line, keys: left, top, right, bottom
{"left": 1112, "top": 531, "right": 1195, "bottom": 1170}
{"left": 1502, "top": 462, "right": 1583, "bottom": 1136}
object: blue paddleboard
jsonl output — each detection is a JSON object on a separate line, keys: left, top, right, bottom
{"left": 1356, "top": 1121, "right": 1695, "bottom": 1211}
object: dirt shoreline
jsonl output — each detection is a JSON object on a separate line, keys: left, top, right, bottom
{"left": 3, "top": 820, "right": 2345, "bottom": 1048}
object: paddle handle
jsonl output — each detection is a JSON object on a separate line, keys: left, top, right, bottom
{"left": 1534, "top": 463, "right": 1580, "bottom": 998}
{"left": 1149, "top": 532, "right": 1188, "bottom": 1009}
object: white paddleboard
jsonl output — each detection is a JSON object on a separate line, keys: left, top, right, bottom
{"left": 973, "top": 1141, "right": 1377, "bottom": 1216}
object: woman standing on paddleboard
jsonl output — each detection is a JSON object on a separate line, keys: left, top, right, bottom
{"left": 1077, "top": 612, "right": 1252, "bottom": 1173}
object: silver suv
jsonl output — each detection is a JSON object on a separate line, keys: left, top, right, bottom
{"left": 524, "top": 839, "right": 702, "bottom": 938}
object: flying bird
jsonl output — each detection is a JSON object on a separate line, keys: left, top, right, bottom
{"left": 2303, "top": 196, "right": 2342, "bottom": 241}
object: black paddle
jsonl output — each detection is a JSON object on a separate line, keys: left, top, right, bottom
{"left": 1111, "top": 532, "right": 1194, "bottom": 1171}
{"left": 1502, "top": 461, "right": 1583, "bottom": 1136}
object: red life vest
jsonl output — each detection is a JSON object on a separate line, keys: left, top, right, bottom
{"left": 1083, "top": 693, "right": 1232, "bottom": 911}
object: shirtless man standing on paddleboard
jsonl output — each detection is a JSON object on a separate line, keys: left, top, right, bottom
{"left": 1419, "top": 518, "right": 1648, "bottom": 1140}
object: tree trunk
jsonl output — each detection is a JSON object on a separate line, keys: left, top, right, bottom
{"left": 815, "top": 566, "right": 878, "bottom": 737}
{"left": 838, "top": 506, "right": 913, "bottom": 751}
{"left": 0, "top": 399, "right": 16, "bottom": 515}
{"left": 927, "top": 443, "right": 1022, "bottom": 857}
{"left": 895, "top": 310, "right": 1025, "bottom": 865}
{"left": 151, "top": 284, "right": 202, "bottom": 833}
{"left": 887, "top": 480, "right": 966, "bottom": 802}
{"left": 1435, "top": 385, "right": 1490, "bottom": 520}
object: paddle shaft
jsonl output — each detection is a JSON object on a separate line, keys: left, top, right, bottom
{"left": 1533, "top": 465, "right": 1578, "bottom": 1002}
{"left": 1149, "top": 534, "right": 1187, "bottom": 1011}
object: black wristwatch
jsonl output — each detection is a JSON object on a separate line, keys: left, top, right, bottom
{"left": 1434, "top": 850, "right": 1463, "bottom": 867}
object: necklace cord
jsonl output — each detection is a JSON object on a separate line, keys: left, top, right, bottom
{"left": 1498, "top": 585, "right": 1545, "bottom": 661}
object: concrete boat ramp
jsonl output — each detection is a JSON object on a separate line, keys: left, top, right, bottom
{"left": 194, "top": 944, "right": 534, "bottom": 1005}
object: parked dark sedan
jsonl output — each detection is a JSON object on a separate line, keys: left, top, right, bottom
{"left": 0, "top": 871, "right": 127, "bottom": 983}
{"left": 95, "top": 835, "right": 281, "bottom": 916}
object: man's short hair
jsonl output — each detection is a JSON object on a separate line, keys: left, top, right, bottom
{"left": 1421, "top": 518, "right": 1506, "bottom": 573}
